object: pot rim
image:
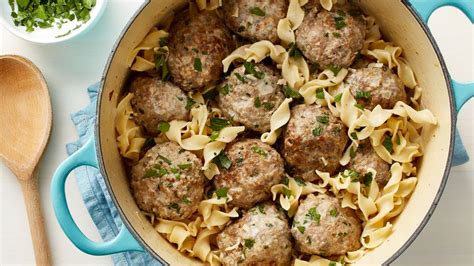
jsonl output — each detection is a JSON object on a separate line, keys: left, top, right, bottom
{"left": 95, "top": 1, "right": 456, "bottom": 264}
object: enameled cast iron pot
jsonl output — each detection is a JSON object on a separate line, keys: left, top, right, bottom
{"left": 51, "top": 0, "right": 474, "bottom": 265}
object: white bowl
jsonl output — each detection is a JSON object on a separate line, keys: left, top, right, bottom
{"left": 0, "top": 0, "right": 108, "bottom": 44}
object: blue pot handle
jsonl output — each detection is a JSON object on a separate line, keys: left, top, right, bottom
{"left": 408, "top": 0, "right": 474, "bottom": 111}
{"left": 51, "top": 137, "right": 144, "bottom": 255}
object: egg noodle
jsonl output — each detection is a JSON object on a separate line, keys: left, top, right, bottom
{"left": 116, "top": 0, "right": 438, "bottom": 265}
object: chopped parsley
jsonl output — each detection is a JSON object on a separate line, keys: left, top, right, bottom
{"left": 219, "top": 84, "right": 231, "bottom": 95}
{"left": 349, "top": 146, "right": 356, "bottom": 158}
{"left": 244, "top": 239, "right": 255, "bottom": 249}
{"left": 329, "top": 262, "right": 337, "bottom": 266}
{"left": 168, "top": 202, "right": 180, "bottom": 213}
{"left": 294, "top": 177, "right": 306, "bottom": 186}
{"left": 316, "top": 88, "right": 325, "bottom": 99}
{"left": 182, "top": 197, "right": 192, "bottom": 204}
{"left": 257, "top": 204, "right": 266, "bottom": 214}
{"left": 209, "top": 117, "right": 231, "bottom": 131}
{"left": 214, "top": 152, "right": 232, "bottom": 169}
{"left": 288, "top": 42, "right": 303, "bottom": 58}
{"left": 210, "top": 131, "right": 220, "bottom": 141}
{"left": 327, "top": 64, "right": 342, "bottom": 75}
{"left": 157, "top": 154, "right": 172, "bottom": 165}
{"left": 334, "top": 15, "right": 347, "bottom": 30}
{"left": 177, "top": 163, "right": 192, "bottom": 170}
{"left": 306, "top": 207, "right": 321, "bottom": 224}
{"left": 312, "top": 126, "right": 323, "bottom": 137}
{"left": 354, "top": 103, "right": 365, "bottom": 110}
{"left": 334, "top": 93, "right": 343, "bottom": 103}
{"left": 215, "top": 187, "right": 229, "bottom": 199}
{"left": 243, "top": 61, "right": 265, "bottom": 79}
{"left": 159, "top": 36, "right": 168, "bottom": 47}
{"left": 234, "top": 72, "right": 246, "bottom": 83}
{"left": 251, "top": 146, "right": 267, "bottom": 157}
{"left": 143, "top": 169, "right": 159, "bottom": 179}
{"left": 155, "top": 52, "right": 169, "bottom": 81}
{"left": 383, "top": 137, "right": 394, "bottom": 153}
{"left": 297, "top": 226, "right": 305, "bottom": 233}
{"left": 282, "top": 187, "right": 293, "bottom": 198}
{"left": 282, "top": 84, "right": 303, "bottom": 100}
{"left": 254, "top": 97, "right": 262, "bottom": 108}
{"left": 158, "top": 122, "right": 170, "bottom": 133}
{"left": 316, "top": 114, "right": 329, "bottom": 125}
{"left": 364, "top": 172, "right": 373, "bottom": 186}
{"left": 249, "top": 7, "right": 265, "bottom": 16}
{"left": 263, "top": 102, "right": 274, "bottom": 110}
{"left": 193, "top": 58, "right": 202, "bottom": 72}
{"left": 355, "top": 90, "right": 371, "bottom": 100}
{"left": 332, "top": 32, "right": 341, "bottom": 38}
{"left": 185, "top": 97, "right": 196, "bottom": 110}
{"left": 350, "top": 132, "right": 358, "bottom": 140}
{"left": 330, "top": 208, "right": 338, "bottom": 217}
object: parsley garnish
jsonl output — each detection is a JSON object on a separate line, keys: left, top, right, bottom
{"left": 177, "top": 163, "right": 192, "bottom": 170}
{"left": 330, "top": 208, "right": 338, "bottom": 217}
{"left": 329, "top": 262, "right": 337, "bottom": 266}
{"left": 243, "top": 61, "right": 265, "bottom": 79}
{"left": 294, "top": 177, "right": 306, "bottom": 186}
{"left": 185, "top": 97, "right": 196, "bottom": 110}
{"left": 354, "top": 103, "right": 365, "bottom": 110}
{"left": 350, "top": 132, "right": 358, "bottom": 140}
{"left": 182, "top": 197, "right": 192, "bottom": 204}
{"left": 316, "top": 88, "right": 325, "bottom": 99}
{"left": 307, "top": 207, "right": 321, "bottom": 224}
{"left": 364, "top": 172, "right": 373, "bottom": 186}
{"left": 234, "top": 72, "right": 246, "bottom": 83}
{"left": 254, "top": 97, "right": 262, "bottom": 108}
{"left": 215, "top": 187, "right": 229, "bottom": 199}
{"left": 249, "top": 7, "right": 265, "bottom": 16}
{"left": 159, "top": 37, "right": 168, "bottom": 47}
{"left": 168, "top": 202, "right": 180, "bottom": 212}
{"left": 288, "top": 42, "right": 303, "bottom": 58}
{"left": 355, "top": 90, "right": 371, "bottom": 100}
{"left": 157, "top": 154, "right": 172, "bottom": 165}
{"left": 263, "top": 102, "right": 274, "bottom": 110}
{"left": 312, "top": 126, "right": 323, "bottom": 137}
{"left": 282, "top": 84, "right": 303, "bottom": 100}
{"left": 334, "top": 93, "right": 343, "bottom": 103}
{"left": 327, "top": 64, "right": 342, "bottom": 75}
{"left": 209, "top": 117, "right": 230, "bottom": 131}
{"left": 158, "top": 122, "right": 170, "bottom": 133}
{"left": 257, "top": 204, "right": 266, "bottom": 214}
{"left": 219, "top": 84, "right": 231, "bottom": 95}
{"left": 214, "top": 152, "right": 232, "bottom": 169}
{"left": 316, "top": 114, "right": 329, "bottom": 125}
{"left": 332, "top": 32, "right": 341, "bottom": 38}
{"left": 334, "top": 15, "right": 347, "bottom": 30}
{"left": 297, "top": 226, "right": 305, "bottom": 233}
{"left": 155, "top": 52, "right": 169, "bottom": 81}
{"left": 210, "top": 131, "right": 220, "bottom": 141}
{"left": 349, "top": 146, "right": 356, "bottom": 158}
{"left": 282, "top": 187, "right": 293, "bottom": 197}
{"left": 251, "top": 146, "right": 268, "bottom": 157}
{"left": 383, "top": 137, "right": 393, "bottom": 153}
{"left": 193, "top": 58, "right": 202, "bottom": 72}
{"left": 244, "top": 239, "right": 255, "bottom": 249}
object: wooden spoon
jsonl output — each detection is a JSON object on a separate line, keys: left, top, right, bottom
{"left": 0, "top": 55, "right": 52, "bottom": 265}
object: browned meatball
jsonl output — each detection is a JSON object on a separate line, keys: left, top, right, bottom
{"left": 130, "top": 142, "right": 205, "bottom": 220}
{"left": 295, "top": 6, "right": 366, "bottom": 69}
{"left": 167, "top": 10, "right": 233, "bottom": 91}
{"left": 348, "top": 140, "right": 391, "bottom": 188}
{"left": 129, "top": 76, "right": 189, "bottom": 135}
{"left": 222, "top": 0, "right": 288, "bottom": 43}
{"left": 217, "top": 202, "right": 292, "bottom": 265}
{"left": 346, "top": 66, "right": 408, "bottom": 110}
{"left": 283, "top": 104, "right": 348, "bottom": 181}
{"left": 291, "top": 194, "right": 362, "bottom": 256}
{"left": 213, "top": 139, "right": 285, "bottom": 209}
{"left": 217, "top": 63, "right": 285, "bottom": 133}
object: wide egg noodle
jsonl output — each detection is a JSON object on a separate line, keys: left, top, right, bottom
{"left": 195, "top": 0, "right": 222, "bottom": 11}
{"left": 222, "top": 40, "right": 309, "bottom": 89}
{"left": 299, "top": 68, "right": 349, "bottom": 105}
{"left": 115, "top": 93, "right": 146, "bottom": 161}
{"left": 128, "top": 28, "right": 169, "bottom": 71}
{"left": 277, "top": 0, "right": 308, "bottom": 46}
{"left": 261, "top": 98, "right": 293, "bottom": 145}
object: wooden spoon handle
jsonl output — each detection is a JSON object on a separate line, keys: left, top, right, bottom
{"left": 20, "top": 178, "right": 52, "bottom": 266}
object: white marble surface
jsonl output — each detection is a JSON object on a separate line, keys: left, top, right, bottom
{"left": 0, "top": 1, "right": 472, "bottom": 265}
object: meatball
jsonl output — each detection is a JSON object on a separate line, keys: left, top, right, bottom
{"left": 167, "top": 10, "right": 233, "bottom": 91}
{"left": 217, "top": 63, "right": 285, "bottom": 133}
{"left": 295, "top": 6, "right": 366, "bottom": 69}
{"left": 129, "top": 76, "right": 189, "bottom": 135}
{"left": 291, "top": 194, "right": 362, "bottom": 256}
{"left": 346, "top": 65, "right": 408, "bottom": 110}
{"left": 348, "top": 140, "right": 391, "bottom": 188}
{"left": 213, "top": 139, "right": 285, "bottom": 209}
{"left": 283, "top": 104, "right": 348, "bottom": 181}
{"left": 217, "top": 202, "right": 292, "bottom": 265}
{"left": 130, "top": 142, "right": 205, "bottom": 220}
{"left": 222, "top": 0, "right": 288, "bottom": 43}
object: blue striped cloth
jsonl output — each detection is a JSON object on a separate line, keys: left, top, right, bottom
{"left": 65, "top": 83, "right": 469, "bottom": 265}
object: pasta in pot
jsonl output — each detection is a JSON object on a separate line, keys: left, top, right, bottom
{"left": 116, "top": 1, "right": 439, "bottom": 265}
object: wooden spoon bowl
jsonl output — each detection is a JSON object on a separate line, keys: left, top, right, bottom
{"left": 0, "top": 55, "right": 52, "bottom": 265}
